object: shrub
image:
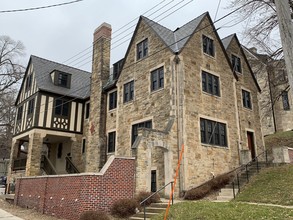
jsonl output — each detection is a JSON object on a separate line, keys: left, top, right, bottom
{"left": 135, "top": 191, "right": 160, "bottom": 206}
{"left": 184, "top": 173, "right": 234, "bottom": 200}
{"left": 79, "top": 210, "right": 110, "bottom": 220}
{"left": 110, "top": 198, "right": 139, "bottom": 218}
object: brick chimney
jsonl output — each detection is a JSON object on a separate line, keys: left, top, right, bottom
{"left": 86, "top": 23, "right": 112, "bottom": 172}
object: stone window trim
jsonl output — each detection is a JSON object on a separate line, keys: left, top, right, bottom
{"left": 107, "top": 130, "right": 116, "bottom": 154}
{"left": 241, "top": 88, "right": 253, "bottom": 110}
{"left": 198, "top": 114, "right": 229, "bottom": 148}
{"left": 150, "top": 66, "right": 164, "bottom": 92}
{"left": 282, "top": 91, "right": 290, "bottom": 111}
{"left": 123, "top": 80, "right": 134, "bottom": 103}
{"left": 136, "top": 38, "right": 148, "bottom": 61}
{"left": 108, "top": 89, "right": 118, "bottom": 111}
{"left": 201, "top": 70, "right": 221, "bottom": 97}
{"left": 202, "top": 35, "right": 215, "bottom": 58}
{"left": 231, "top": 54, "right": 242, "bottom": 74}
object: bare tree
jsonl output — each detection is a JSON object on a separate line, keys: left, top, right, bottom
{"left": 0, "top": 35, "right": 25, "bottom": 94}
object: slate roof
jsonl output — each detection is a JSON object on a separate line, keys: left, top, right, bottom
{"left": 141, "top": 12, "right": 207, "bottom": 53}
{"left": 221, "top": 34, "right": 235, "bottom": 49}
{"left": 30, "top": 55, "right": 91, "bottom": 99}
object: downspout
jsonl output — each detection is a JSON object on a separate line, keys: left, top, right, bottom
{"left": 174, "top": 53, "right": 184, "bottom": 196}
{"left": 233, "top": 78, "right": 242, "bottom": 164}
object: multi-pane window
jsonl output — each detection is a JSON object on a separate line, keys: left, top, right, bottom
{"left": 132, "top": 120, "right": 152, "bottom": 145}
{"left": 242, "top": 90, "right": 252, "bottom": 109}
{"left": 85, "top": 102, "right": 90, "bottom": 119}
{"left": 82, "top": 139, "right": 86, "bottom": 154}
{"left": 151, "top": 170, "right": 157, "bottom": 192}
{"left": 57, "top": 72, "right": 71, "bottom": 88}
{"left": 232, "top": 55, "right": 242, "bottom": 73}
{"left": 282, "top": 91, "right": 290, "bottom": 110}
{"left": 151, "top": 67, "right": 164, "bottom": 91}
{"left": 27, "top": 98, "right": 35, "bottom": 115}
{"left": 202, "top": 35, "right": 214, "bottom": 56}
{"left": 200, "top": 118, "right": 227, "bottom": 147}
{"left": 124, "top": 81, "right": 134, "bottom": 103}
{"left": 25, "top": 75, "right": 32, "bottom": 90}
{"left": 202, "top": 71, "right": 220, "bottom": 96}
{"left": 137, "top": 38, "right": 148, "bottom": 60}
{"left": 17, "top": 106, "right": 23, "bottom": 120}
{"left": 108, "top": 131, "right": 116, "bottom": 153}
{"left": 109, "top": 91, "right": 117, "bottom": 110}
{"left": 55, "top": 99, "right": 69, "bottom": 116}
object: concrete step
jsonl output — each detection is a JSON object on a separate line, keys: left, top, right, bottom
{"left": 150, "top": 202, "right": 168, "bottom": 208}
{"left": 216, "top": 195, "right": 234, "bottom": 202}
{"left": 132, "top": 212, "right": 158, "bottom": 219}
{"left": 145, "top": 207, "right": 165, "bottom": 213}
{"left": 219, "top": 188, "right": 234, "bottom": 197}
{"left": 129, "top": 217, "right": 150, "bottom": 220}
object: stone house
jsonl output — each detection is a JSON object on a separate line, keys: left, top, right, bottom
{"left": 9, "top": 12, "right": 265, "bottom": 196}
{"left": 244, "top": 47, "right": 293, "bottom": 136}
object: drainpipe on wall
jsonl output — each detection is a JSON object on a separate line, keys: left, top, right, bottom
{"left": 174, "top": 53, "right": 184, "bottom": 196}
{"left": 233, "top": 78, "right": 242, "bottom": 165}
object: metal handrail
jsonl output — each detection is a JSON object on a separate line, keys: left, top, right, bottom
{"left": 140, "top": 181, "right": 174, "bottom": 220}
{"left": 65, "top": 156, "right": 79, "bottom": 174}
{"left": 41, "top": 155, "right": 57, "bottom": 175}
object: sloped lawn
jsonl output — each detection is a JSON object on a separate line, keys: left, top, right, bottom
{"left": 152, "top": 201, "right": 293, "bottom": 220}
{"left": 235, "top": 164, "right": 293, "bottom": 205}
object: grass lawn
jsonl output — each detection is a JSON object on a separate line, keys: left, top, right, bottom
{"left": 152, "top": 201, "right": 293, "bottom": 220}
{"left": 235, "top": 164, "right": 293, "bottom": 205}
{"left": 265, "top": 130, "right": 293, "bottom": 150}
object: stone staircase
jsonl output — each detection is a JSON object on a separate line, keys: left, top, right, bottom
{"left": 217, "top": 161, "right": 268, "bottom": 202}
{"left": 130, "top": 202, "right": 168, "bottom": 220}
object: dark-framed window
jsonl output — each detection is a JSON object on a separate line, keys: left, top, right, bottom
{"left": 282, "top": 91, "right": 290, "bottom": 110}
{"left": 17, "top": 106, "right": 23, "bottom": 121}
{"left": 202, "top": 71, "right": 220, "bottom": 96}
{"left": 85, "top": 102, "right": 90, "bottom": 119}
{"left": 25, "top": 74, "right": 33, "bottom": 90}
{"left": 202, "top": 35, "right": 214, "bottom": 57}
{"left": 108, "top": 131, "right": 116, "bottom": 153}
{"left": 109, "top": 91, "right": 117, "bottom": 110}
{"left": 151, "top": 170, "right": 157, "bottom": 192}
{"left": 200, "top": 118, "right": 227, "bottom": 147}
{"left": 132, "top": 120, "right": 152, "bottom": 145}
{"left": 124, "top": 81, "right": 134, "bottom": 103}
{"left": 55, "top": 99, "right": 69, "bottom": 117}
{"left": 82, "top": 139, "right": 86, "bottom": 154}
{"left": 242, "top": 90, "right": 252, "bottom": 109}
{"left": 57, "top": 72, "right": 71, "bottom": 88}
{"left": 232, "top": 55, "right": 242, "bottom": 73}
{"left": 27, "top": 98, "right": 35, "bottom": 115}
{"left": 137, "top": 38, "right": 148, "bottom": 60}
{"left": 151, "top": 67, "right": 164, "bottom": 91}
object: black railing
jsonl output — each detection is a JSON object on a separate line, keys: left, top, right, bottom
{"left": 140, "top": 181, "right": 174, "bottom": 220}
{"left": 231, "top": 150, "right": 269, "bottom": 198}
{"left": 13, "top": 158, "right": 27, "bottom": 171}
{"left": 41, "top": 155, "right": 57, "bottom": 175}
{"left": 65, "top": 156, "right": 79, "bottom": 174}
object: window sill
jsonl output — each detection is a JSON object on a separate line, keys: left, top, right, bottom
{"left": 203, "top": 52, "right": 215, "bottom": 59}
{"left": 150, "top": 88, "right": 164, "bottom": 94}
{"left": 136, "top": 56, "right": 148, "bottom": 63}
{"left": 107, "top": 152, "right": 115, "bottom": 155}
{"left": 123, "top": 100, "right": 134, "bottom": 106}
{"left": 242, "top": 106, "right": 253, "bottom": 112}
{"left": 235, "top": 71, "right": 242, "bottom": 75}
{"left": 201, "top": 143, "right": 229, "bottom": 150}
{"left": 108, "top": 108, "right": 117, "bottom": 113}
{"left": 202, "top": 91, "right": 221, "bottom": 99}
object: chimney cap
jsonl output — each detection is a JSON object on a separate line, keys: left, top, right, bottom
{"left": 94, "top": 22, "right": 112, "bottom": 41}
{"left": 94, "top": 22, "right": 111, "bottom": 33}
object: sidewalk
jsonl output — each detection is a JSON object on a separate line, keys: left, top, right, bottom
{"left": 0, "top": 208, "right": 24, "bottom": 220}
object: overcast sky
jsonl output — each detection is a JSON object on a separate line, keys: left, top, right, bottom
{"left": 0, "top": 0, "right": 246, "bottom": 72}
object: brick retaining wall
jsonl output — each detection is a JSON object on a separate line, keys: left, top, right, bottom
{"left": 14, "top": 156, "right": 135, "bottom": 220}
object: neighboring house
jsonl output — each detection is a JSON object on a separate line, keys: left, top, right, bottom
{"left": 9, "top": 56, "right": 91, "bottom": 180}
{"left": 243, "top": 47, "right": 293, "bottom": 136}
{"left": 9, "top": 12, "right": 265, "bottom": 196}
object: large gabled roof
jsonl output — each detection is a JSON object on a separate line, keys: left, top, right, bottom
{"left": 16, "top": 55, "right": 91, "bottom": 104}
{"left": 141, "top": 12, "right": 207, "bottom": 53}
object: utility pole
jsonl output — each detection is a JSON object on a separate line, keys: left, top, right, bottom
{"left": 274, "top": 0, "right": 293, "bottom": 96}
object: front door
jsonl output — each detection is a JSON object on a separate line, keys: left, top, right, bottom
{"left": 247, "top": 131, "right": 256, "bottom": 160}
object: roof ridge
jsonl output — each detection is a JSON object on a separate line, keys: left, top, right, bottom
{"left": 173, "top": 11, "right": 208, "bottom": 33}
{"left": 31, "top": 55, "right": 91, "bottom": 75}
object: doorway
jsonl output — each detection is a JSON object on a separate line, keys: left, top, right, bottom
{"left": 247, "top": 131, "right": 256, "bottom": 160}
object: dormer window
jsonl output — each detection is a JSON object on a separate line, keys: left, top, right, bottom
{"left": 52, "top": 71, "right": 71, "bottom": 88}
